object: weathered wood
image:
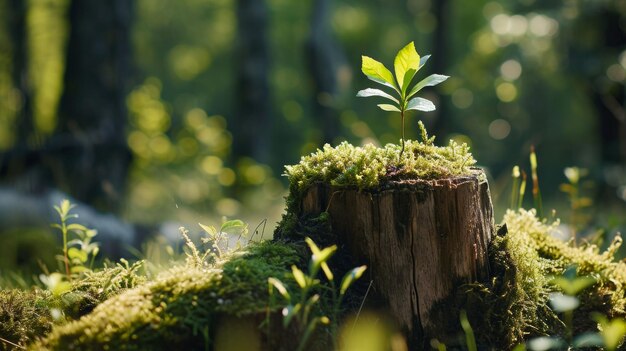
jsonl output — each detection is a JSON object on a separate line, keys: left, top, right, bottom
{"left": 298, "top": 169, "right": 494, "bottom": 347}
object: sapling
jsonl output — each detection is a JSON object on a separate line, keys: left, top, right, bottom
{"left": 357, "top": 41, "right": 448, "bottom": 159}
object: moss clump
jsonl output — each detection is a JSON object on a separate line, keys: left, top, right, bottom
{"left": 62, "top": 260, "right": 146, "bottom": 319}
{"left": 465, "top": 209, "right": 626, "bottom": 349}
{"left": 0, "top": 289, "right": 53, "bottom": 350}
{"left": 34, "top": 241, "right": 300, "bottom": 350}
{"left": 284, "top": 123, "right": 475, "bottom": 193}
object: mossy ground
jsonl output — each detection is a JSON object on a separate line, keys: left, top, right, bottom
{"left": 32, "top": 241, "right": 301, "bottom": 351}
{"left": 3, "top": 137, "right": 626, "bottom": 349}
{"left": 464, "top": 209, "right": 626, "bottom": 349}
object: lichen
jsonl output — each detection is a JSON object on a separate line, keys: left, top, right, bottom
{"left": 33, "top": 241, "right": 301, "bottom": 351}
{"left": 284, "top": 124, "right": 476, "bottom": 194}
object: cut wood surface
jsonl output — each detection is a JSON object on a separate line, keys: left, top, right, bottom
{"left": 299, "top": 169, "right": 495, "bottom": 347}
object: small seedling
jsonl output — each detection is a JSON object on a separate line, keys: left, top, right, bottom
{"left": 268, "top": 237, "right": 366, "bottom": 351}
{"left": 357, "top": 41, "right": 448, "bottom": 159}
{"left": 51, "top": 199, "right": 99, "bottom": 279}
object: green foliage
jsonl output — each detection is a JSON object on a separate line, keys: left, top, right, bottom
{"left": 268, "top": 238, "right": 366, "bottom": 351}
{"left": 357, "top": 42, "right": 448, "bottom": 158}
{"left": 35, "top": 241, "right": 301, "bottom": 350}
{"left": 51, "top": 199, "right": 99, "bottom": 279}
{"left": 284, "top": 123, "right": 475, "bottom": 193}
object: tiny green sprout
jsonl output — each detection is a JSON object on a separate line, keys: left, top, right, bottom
{"left": 357, "top": 41, "right": 449, "bottom": 159}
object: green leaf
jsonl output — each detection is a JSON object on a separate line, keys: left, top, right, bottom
{"left": 340, "top": 265, "right": 367, "bottom": 295}
{"left": 70, "top": 265, "right": 90, "bottom": 274}
{"left": 406, "top": 97, "right": 436, "bottom": 112}
{"left": 268, "top": 277, "right": 291, "bottom": 301}
{"left": 407, "top": 74, "right": 449, "bottom": 99}
{"left": 356, "top": 88, "right": 399, "bottom": 104}
{"left": 393, "top": 42, "right": 420, "bottom": 94}
{"left": 220, "top": 219, "right": 245, "bottom": 233}
{"left": 550, "top": 275, "right": 596, "bottom": 295}
{"left": 419, "top": 54, "right": 431, "bottom": 69}
{"left": 305, "top": 237, "right": 335, "bottom": 280}
{"left": 377, "top": 104, "right": 401, "bottom": 112}
{"left": 593, "top": 314, "right": 626, "bottom": 351}
{"left": 292, "top": 265, "right": 308, "bottom": 289}
{"left": 66, "top": 223, "right": 88, "bottom": 232}
{"left": 572, "top": 333, "right": 603, "bottom": 348}
{"left": 526, "top": 336, "right": 565, "bottom": 351}
{"left": 361, "top": 56, "right": 397, "bottom": 91}
{"left": 60, "top": 199, "right": 72, "bottom": 217}
{"left": 199, "top": 223, "right": 218, "bottom": 239}
{"left": 68, "top": 247, "right": 88, "bottom": 263}
{"left": 549, "top": 292, "right": 579, "bottom": 312}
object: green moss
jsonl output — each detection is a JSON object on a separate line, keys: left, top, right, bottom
{"left": 284, "top": 124, "right": 475, "bottom": 193}
{"left": 0, "top": 289, "right": 53, "bottom": 350}
{"left": 465, "top": 209, "right": 626, "bottom": 349}
{"left": 33, "top": 241, "right": 300, "bottom": 350}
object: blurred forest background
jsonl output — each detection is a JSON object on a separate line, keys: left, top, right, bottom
{"left": 0, "top": 0, "right": 625, "bottom": 266}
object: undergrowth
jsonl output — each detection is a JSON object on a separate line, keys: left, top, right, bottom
{"left": 34, "top": 241, "right": 301, "bottom": 351}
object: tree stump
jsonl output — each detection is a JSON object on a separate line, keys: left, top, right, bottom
{"left": 298, "top": 169, "right": 495, "bottom": 347}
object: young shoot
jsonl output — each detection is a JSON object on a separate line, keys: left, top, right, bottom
{"left": 357, "top": 41, "right": 449, "bottom": 159}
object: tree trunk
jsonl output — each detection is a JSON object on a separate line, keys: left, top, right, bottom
{"left": 55, "top": 0, "right": 134, "bottom": 211}
{"left": 233, "top": 0, "right": 271, "bottom": 163}
{"left": 297, "top": 170, "right": 494, "bottom": 348}
{"left": 305, "top": 0, "right": 346, "bottom": 145}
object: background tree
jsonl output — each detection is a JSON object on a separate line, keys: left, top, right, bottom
{"left": 55, "top": 0, "right": 135, "bottom": 211}
{"left": 233, "top": 0, "right": 271, "bottom": 163}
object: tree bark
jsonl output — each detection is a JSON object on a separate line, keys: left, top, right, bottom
{"left": 297, "top": 170, "right": 494, "bottom": 347}
{"left": 233, "top": 0, "right": 271, "bottom": 163}
{"left": 53, "top": 0, "right": 134, "bottom": 212}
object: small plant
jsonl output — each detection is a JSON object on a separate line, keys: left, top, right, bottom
{"left": 180, "top": 219, "right": 248, "bottom": 268}
{"left": 357, "top": 41, "right": 448, "bottom": 159}
{"left": 516, "top": 265, "right": 626, "bottom": 351}
{"left": 51, "top": 199, "right": 99, "bottom": 280}
{"left": 560, "top": 167, "right": 593, "bottom": 239}
{"left": 268, "top": 237, "right": 366, "bottom": 351}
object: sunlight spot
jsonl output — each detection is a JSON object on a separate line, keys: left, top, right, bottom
{"left": 490, "top": 14, "right": 510, "bottom": 35}
{"left": 451, "top": 88, "right": 474, "bottom": 109}
{"left": 529, "top": 14, "right": 558, "bottom": 37}
{"left": 244, "top": 165, "right": 267, "bottom": 185}
{"left": 218, "top": 168, "right": 236, "bottom": 186}
{"left": 496, "top": 82, "right": 518, "bottom": 102}
{"left": 351, "top": 121, "right": 371, "bottom": 138}
{"left": 509, "top": 15, "right": 528, "bottom": 36}
{"left": 488, "top": 119, "right": 511, "bottom": 140}
{"left": 282, "top": 100, "right": 303, "bottom": 122}
{"left": 186, "top": 108, "right": 208, "bottom": 129}
{"left": 500, "top": 60, "right": 522, "bottom": 81}
{"left": 201, "top": 156, "right": 223, "bottom": 175}
{"left": 607, "top": 64, "right": 626, "bottom": 82}
{"left": 215, "top": 198, "right": 240, "bottom": 217}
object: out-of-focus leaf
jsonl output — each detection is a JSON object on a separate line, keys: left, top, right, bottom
{"left": 377, "top": 104, "right": 401, "bottom": 112}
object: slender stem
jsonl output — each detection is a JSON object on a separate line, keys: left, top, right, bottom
{"left": 399, "top": 110, "right": 405, "bottom": 160}
{"left": 62, "top": 221, "right": 70, "bottom": 279}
